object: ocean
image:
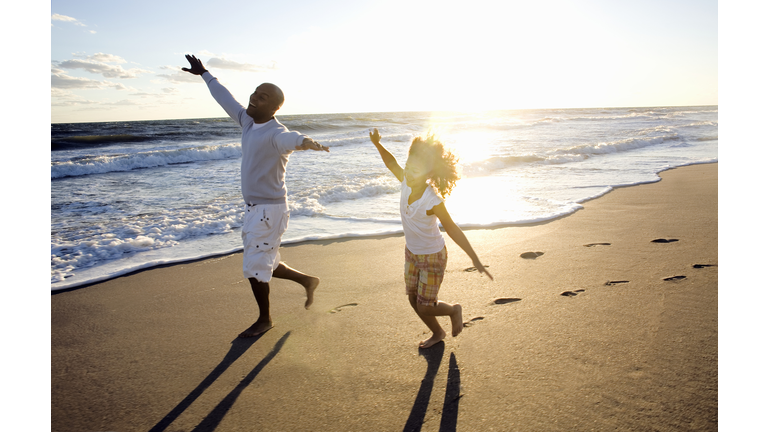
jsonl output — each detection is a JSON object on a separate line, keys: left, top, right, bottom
{"left": 51, "top": 106, "right": 718, "bottom": 291}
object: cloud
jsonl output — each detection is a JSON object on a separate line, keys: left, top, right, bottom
{"left": 206, "top": 57, "right": 277, "bottom": 72}
{"left": 158, "top": 66, "right": 204, "bottom": 83}
{"left": 129, "top": 87, "right": 178, "bottom": 98}
{"left": 52, "top": 14, "right": 85, "bottom": 26}
{"left": 100, "top": 99, "right": 143, "bottom": 107}
{"left": 51, "top": 70, "right": 129, "bottom": 91}
{"left": 55, "top": 58, "right": 151, "bottom": 79}
{"left": 76, "top": 53, "right": 126, "bottom": 63}
{"left": 50, "top": 88, "right": 100, "bottom": 107}
{"left": 159, "top": 56, "right": 276, "bottom": 84}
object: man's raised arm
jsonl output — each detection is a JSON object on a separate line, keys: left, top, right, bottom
{"left": 182, "top": 54, "right": 245, "bottom": 125}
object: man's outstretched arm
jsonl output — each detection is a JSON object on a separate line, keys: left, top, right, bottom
{"left": 296, "top": 137, "right": 330, "bottom": 152}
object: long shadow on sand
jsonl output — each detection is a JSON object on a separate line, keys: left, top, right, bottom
{"left": 190, "top": 332, "right": 291, "bottom": 431}
{"left": 403, "top": 343, "right": 462, "bottom": 432}
{"left": 149, "top": 332, "right": 290, "bottom": 432}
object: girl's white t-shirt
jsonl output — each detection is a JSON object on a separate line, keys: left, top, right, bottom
{"left": 400, "top": 179, "right": 446, "bottom": 254}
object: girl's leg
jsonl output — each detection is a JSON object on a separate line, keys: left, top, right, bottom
{"left": 409, "top": 295, "right": 463, "bottom": 348}
{"left": 409, "top": 294, "right": 445, "bottom": 348}
{"left": 418, "top": 301, "right": 464, "bottom": 338}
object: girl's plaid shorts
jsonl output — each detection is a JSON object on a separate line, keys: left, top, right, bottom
{"left": 404, "top": 245, "right": 448, "bottom": 306}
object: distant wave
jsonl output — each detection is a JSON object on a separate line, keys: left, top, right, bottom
{"left": 462, "top": 134, "right": 679, "bottom": 175}
{"left": 51, "top": 129, "right": 241, "bottom": 150}
{"left": 444, "top": 112, "right": 671, "bottom": 133}
{"left": 465, "top": 109, "right": 717, "bottom": 132}
{"left": 51, "top": 144, "right": 242, "bottom": 178}
{"left": 553, "top": 134, "right": 679, "bottom": 157}
{"left": 314, "top": 131, "right": 415, "bottom": 149}
{"left": 51, "top": 134, "right": 154, "bottom": 147}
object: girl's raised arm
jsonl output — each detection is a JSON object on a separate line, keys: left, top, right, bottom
{"left": 369, "top": 128, "right": 403, "bottom": 182}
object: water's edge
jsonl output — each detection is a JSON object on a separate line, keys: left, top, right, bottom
{"left": 52, "top": 161, "right": 716, "bottom": 293}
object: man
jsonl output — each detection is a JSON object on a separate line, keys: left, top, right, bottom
{"left": 182, "top": 54, "right": 329, "bottom": 338}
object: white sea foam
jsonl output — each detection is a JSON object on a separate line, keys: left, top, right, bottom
{"left": 51, "top": 201, "right": 243, "bottom": 283}
{"left": 288, "top": 177, "right": 399, "bottom": 216}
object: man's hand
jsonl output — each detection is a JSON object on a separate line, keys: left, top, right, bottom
{"left": 182, "top": 54, "right": 207, "bottom": 75}
{"left": 297, "top": 137, "right": 330, "bottom": 152}
{"left": 369, "top": 128, "right": 381, "bottom": 145}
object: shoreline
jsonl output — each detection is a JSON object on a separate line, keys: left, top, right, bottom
{"left": 52, "top": 162, "right": 718, "bottom": 431}
{"left": 51, "top": 160, "right": 717, "bottom": 293}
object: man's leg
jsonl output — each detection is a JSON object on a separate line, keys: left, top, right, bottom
{"left": 238, "top": 278, "right": 274, "bottom": 338}
{"left": 272, "top": 262, "right": 320, "bottom": 309}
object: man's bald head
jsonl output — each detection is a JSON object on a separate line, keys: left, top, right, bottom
{"left": 260, "top": 83, "right": 285, "bottom": 109}
{"left": 246, "top": 83, "right": 285, "bottom": 123}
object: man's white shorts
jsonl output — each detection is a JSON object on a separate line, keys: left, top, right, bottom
{"left": 242, "top": 203, "right": 289, "bottom": 282}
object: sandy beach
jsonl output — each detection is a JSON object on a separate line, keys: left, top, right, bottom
{"left": 51, "top": 163, "right": 717, "bottom": 431}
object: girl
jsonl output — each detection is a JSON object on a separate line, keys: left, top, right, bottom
{"left": 369, "top": 128, "right": 493, "bottom": 348}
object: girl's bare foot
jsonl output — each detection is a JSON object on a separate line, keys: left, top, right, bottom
{"left": 238, "top": 321, "right": 273, "bottom": 338}
{"left": 419, "top": 329, "right": 446, "bottom": 348}
{"left": 450, "top": 304, "right": 463, "bottom": 337}
{"left": 303, "top": 277, "right": 319, "bottom": 309}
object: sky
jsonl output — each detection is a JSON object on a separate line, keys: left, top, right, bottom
{"left": 50, "top": 0, "right": 719, "bottom": 123}
{"left": 17, "top": 2, "right": 768, "bottom": 428}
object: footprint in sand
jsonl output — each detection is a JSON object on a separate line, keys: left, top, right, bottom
{"left": 520, "top": 251, "right": 544, "bottom": 259}
{"left": 663, "top": 275, "right": 687, "bottom": 282}
{"left": 605, "top": 280, "right": 630, "bottom": 286}
{"left": 328, "top": 303, "right": 358, "bottom": 314}
{"left": 651, "top": 238, "right": 679, "bottom": 243}
{"left": 693, "top": 264, "right": 717, "bottom": 269}
{"left": 561, "top": 289, "right": 586, "bottom": 297}
{"left": 463, "top": 316, "right": 485, "bottom": 328}
{"left": 584, "top": 243, "right": 611, "bottom": 247}
{"left": 464, "top": 265, "right": 490, "bottom": 272}
{"left": 492, "top": 298, "right": 522, "bottom": 305}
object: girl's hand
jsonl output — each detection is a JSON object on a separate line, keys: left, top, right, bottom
{"left": 473, "top": 260, "right": 494, "bottom": 281}
{"left": 369, "top": 128, "right": 381, "bottom": 145}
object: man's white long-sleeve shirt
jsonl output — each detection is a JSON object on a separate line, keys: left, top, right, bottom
{"left": 202, "top": 72, "right": 307, "bottom": 205}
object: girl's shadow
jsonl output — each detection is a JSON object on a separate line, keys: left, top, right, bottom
{"left": 403, "top": 342, "right": 462, "bottom": 432}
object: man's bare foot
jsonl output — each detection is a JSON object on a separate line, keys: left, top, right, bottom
{"left": 238, "top": 321, "right": 273, "bottom": 338}
{"left": 450, "top": 304, "right": 463, "bottom": 337}
{"left": 419, "top": 329, "right": 446, "bottom": 349}
{"left": 303, "top": 277, "right": 319, "bottom": 309}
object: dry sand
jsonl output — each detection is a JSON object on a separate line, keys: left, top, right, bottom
{"left": 52, "top": 163, "right": 718, "bottom": 431}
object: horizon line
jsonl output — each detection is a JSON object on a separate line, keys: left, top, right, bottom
{"left": 51, "top": 103, "right": 719, "bottom": 125}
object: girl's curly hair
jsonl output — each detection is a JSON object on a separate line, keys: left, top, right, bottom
{"left": 408, "top": 133, "right": 460, "bottom": 198}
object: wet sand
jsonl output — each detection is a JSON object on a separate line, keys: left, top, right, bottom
{"left": 52, "top": 163, "right": 717, "bottom": 431}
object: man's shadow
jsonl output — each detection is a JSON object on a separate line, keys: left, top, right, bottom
{"left": 149, "top": 331, "right": 290, "bottom": 432}
{"left": 403, "top": 342, "right": 462, "bottom": 432}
